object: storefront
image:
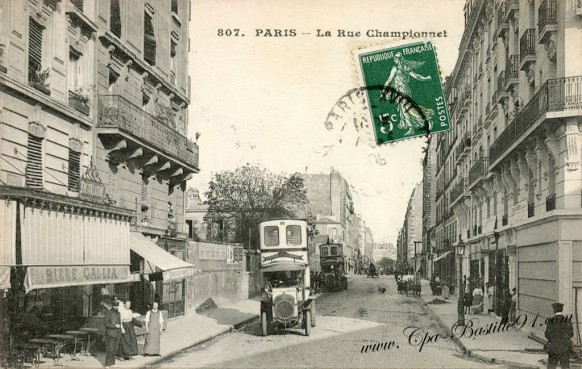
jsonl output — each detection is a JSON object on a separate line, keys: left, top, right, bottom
{"left": 0, "top": 186, "right": 137, "bottom": 342}
{"left": 129, "top": 232, "right": 195, "bottom": 318}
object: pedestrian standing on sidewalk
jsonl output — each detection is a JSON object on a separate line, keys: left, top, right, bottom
{"left": 471, "top": 285, "right": 484, "bottom": 314}
{"left": 442, "top": 277, "right": 450, "bottom": 299}
{"left": 144, "top": 301, "right": 165, "bottom": 356}
{"left": 103, "top": 297, "right": 122, "bottom": 368}
{"left": 118, "top": 300, "right": 138, "bottom": 359}
{"left": 544, "top": 302, "right": 573, "bottom": 369}
{"left": 484, "top": 282, "right": 492, "bottom": 313}
{"left": 509, "top": 288, "right": 517, "bottom": 323}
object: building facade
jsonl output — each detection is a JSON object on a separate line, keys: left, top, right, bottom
{"left": 301, "top": 170, "right": 362, "bottom": 272}
{"left": 0, "top": 0, "right": 198, "bottom": 344}
{"left": 422, "top": 137, "right": 438, "bottom": 279}
{"left": 437, "top": 0, "right": 582, "bottom": 339}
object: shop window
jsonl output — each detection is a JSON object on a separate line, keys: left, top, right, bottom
{"left": 68, "top": 149, "right": 81, "bottom": 192}
{"left": 110, "top": 0, "right": 121, "bottom": 37}
{"left": 25, "top": 133, "right": 43, "bottom": 189}
{"left": 28, "top": 18, "right": 44, "bottom": 83}
{"left": 144, "top": 12, "right": 156, "bottom": 66}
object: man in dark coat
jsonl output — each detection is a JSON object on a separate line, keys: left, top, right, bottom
{"left": 545, "top": 302, "right": 573, "bottom": 369}
{"left": 103, "top": 297, "right": 123, "bottom": 368}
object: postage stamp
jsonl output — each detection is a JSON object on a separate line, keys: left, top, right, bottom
{"left": 355, "top": 41, "right": 451, "bottom": 144}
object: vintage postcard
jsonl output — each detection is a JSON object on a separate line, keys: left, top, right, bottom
{"left": 1, "top": 0, "right": 581, "bottom": 368}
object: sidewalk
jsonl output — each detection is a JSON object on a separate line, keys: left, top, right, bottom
{"left": 33, "top": 299, "right": 260, "bottom": 369}
{"left": 419, "top": 280, "right": 546, "bottom": 369}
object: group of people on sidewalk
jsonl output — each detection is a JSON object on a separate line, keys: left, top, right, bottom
{"left": 429, "top": 274, "right": 518, "bottom": 320}
{"left": 102, "top": 296, "right": 165, "bottom": 368}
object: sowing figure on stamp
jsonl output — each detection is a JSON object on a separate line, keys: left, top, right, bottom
{"left": 380, "top": 52, "right": 434, "bottom": 135}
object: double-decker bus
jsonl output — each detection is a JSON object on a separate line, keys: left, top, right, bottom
{"left": 259, "top": 219, "right": 316, "bottom": 336}
{"left": 319, "top": 243, "right": 348, "bottom": 290}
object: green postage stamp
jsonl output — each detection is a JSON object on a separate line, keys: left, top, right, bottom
{"left": 356, "top": 41, "right": 451, "bottom": 144}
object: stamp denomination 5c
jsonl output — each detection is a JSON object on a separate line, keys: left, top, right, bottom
{"left": 356, "top": 41, "right": 451, "bottom": 144}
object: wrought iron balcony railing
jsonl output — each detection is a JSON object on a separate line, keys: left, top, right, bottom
{"left": 505, "top": 55, "right": 519, "bottom": 87}
{"left": 538, "top": 0, "right": 557, "bottom": 36}
{"left": 97, "top": 95, "right": 199, "bottom": 170}
{"left": 450, "top": 177, "right": 468, "bottom": 204}
{"left": 520, "top": 29, "right": 536, "bottom": 67}
{"left": 468, "top": 157, "right": 489, "bottom": 187}
{"left": 490, "top": 76, "right": 582, "bottom": 164}
{"left": 546, "top": 193, "right": 556, "bottom": 211}
{"left": 528, "top": 201, "right": 535, "bottom": 218}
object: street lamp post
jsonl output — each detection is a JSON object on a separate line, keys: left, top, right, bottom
{"left": 456, "top": 240, "right": 466, "bottom": 326}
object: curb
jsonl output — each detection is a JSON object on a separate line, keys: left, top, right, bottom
{"left": 419, "top": 293, "right": 541, "bottom": 369}
{"left": 140, "top": 314, "right": 260, "bottom": 368}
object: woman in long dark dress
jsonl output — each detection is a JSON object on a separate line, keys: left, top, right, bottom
{"left": 118, "top": 300, "right": 138, "bottom": 358}
{"left": 144, "top": 301, "right": 164, "bottom": 356}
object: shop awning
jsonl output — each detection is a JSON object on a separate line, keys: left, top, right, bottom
{"left": 24, "top": 265, "right": 140, "bottom": 293}
{"left": 433, "top": 250, "right": 453, "bottom": 262}
{"left": 129, "top": 233, "right": 195, "bottom": 281}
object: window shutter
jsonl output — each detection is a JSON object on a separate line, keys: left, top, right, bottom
{"left": 144, "top": 12, "right": 156, "bottom": 66}
{"left": 110, "top": 0, "right": 121, "bottom": 37}
{"left": 68, "top": 149, "right": 81, "bottom": 192}
{"left": 25, "top": 134, "right": 43, "bottom": 189}
{"left": 29, "top": 18, "right": 43, "bottom": 71}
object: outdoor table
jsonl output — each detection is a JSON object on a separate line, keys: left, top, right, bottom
{"left": 46, "top": 335, "right": 75, "bottom": 365}
{"left": 28, "top": 338, "right": 62, "bottom": 365}
{"left": 79, "top": 327, "right": 100, "bottom": 356}
{"left": 65, "top": 331, "right": 87, "bottom": 359}
{"left": 13, "top": 342, "right": 43, "bottom": 368}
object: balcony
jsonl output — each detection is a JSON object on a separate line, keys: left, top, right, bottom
{"left": 505, "top": 55, "right": 519, "bottom": 91}
{"left": 97, "top": 95, "right": 199, "bottom": 172}
{"left": 450, "top": 177, "right": 468, "bottom": 206}
{"left": 506, "top": 0, "right": 519, "bottom": 19}
{"left": 468, "top": 157, "right": 489, "bottom": 189}
{"left": 496, "top": 5, "right": 509, "bottom": 38}
{"left": 455, "top": 132, "right": 472, "bottom": 164}
{"left": 546, "top": 193, "right": 556, "bottom": 211}
{"left": 520, "top": 29, "right": 536, "bottom": 71}
{"left": 538, "top": 0, "right": 557, "bottom": 43}
{"left": 494, "top": 71, "right": 509, "bottom": 104}
{"left": 490, "top": 76, "right": 582, "bottom": 165}
{"left": 502, "top": 213, "right": 508, "bottom": 226}
{"left": 528, "top": 201, "right": 535, "bottom": 218}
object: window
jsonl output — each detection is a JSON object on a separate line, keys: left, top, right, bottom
{"left": 140, "top": 176, "right": 151, "bottom": 224}
{"left": 286, "top": 225, "right": 301, "bottom": 245}
{"left": 110, "top": 0, "right": 121, "bottom": 37}
{"left": 68, "top": 51, "right": 82, "bottom": 92}
{"left": 170, "top": 40, "right": 177, "bottom": 85}
{"left": 330, "top": 245, "right": 339, "bottom": 256}
{"left": 68, "top": 149, "right": 81, "bottom": 192}
{"left": 171, "top": 0, "right": 178, "bottom": 14}
{"left": 320, "top": 246, "right": 329, "bottom": 257}
{"left": 144, "top": 12, "right": 156, "bottom": 66}
{"left": 25, "top": 133, "right": 43, "bottom": 189}
{"left": 28, "top": 18, "right": 43, "bottom": 81}
{"left": 264, "top": 226, "right": 279, "bottom": 246}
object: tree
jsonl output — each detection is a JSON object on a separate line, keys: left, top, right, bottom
{"left": 204, "top": 164, "right": 311, "bottom": 247}
{"left": 378, "top": 257, "right": 396, "bottom": 272}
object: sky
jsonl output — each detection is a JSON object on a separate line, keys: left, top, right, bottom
{"left": 187, "top": 0, "right": 465, "bottom": 245}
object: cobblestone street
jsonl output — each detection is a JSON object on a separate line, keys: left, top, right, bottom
{"left": 159, "top": 276, "right": 503, "bottom": 368}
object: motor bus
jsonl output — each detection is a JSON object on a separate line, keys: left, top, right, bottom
{"left": 319, "top": 243, "right": 348, "bottom": 290}
{"left": 259, "top": 219, "right": 316, "bottom": 336}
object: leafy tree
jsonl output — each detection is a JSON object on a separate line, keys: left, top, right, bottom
{"left": 378, "top": 257, "right": 396, "bottom": 271}
{"left": 204, "top": 164, "right": 310, "bottom": 248}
